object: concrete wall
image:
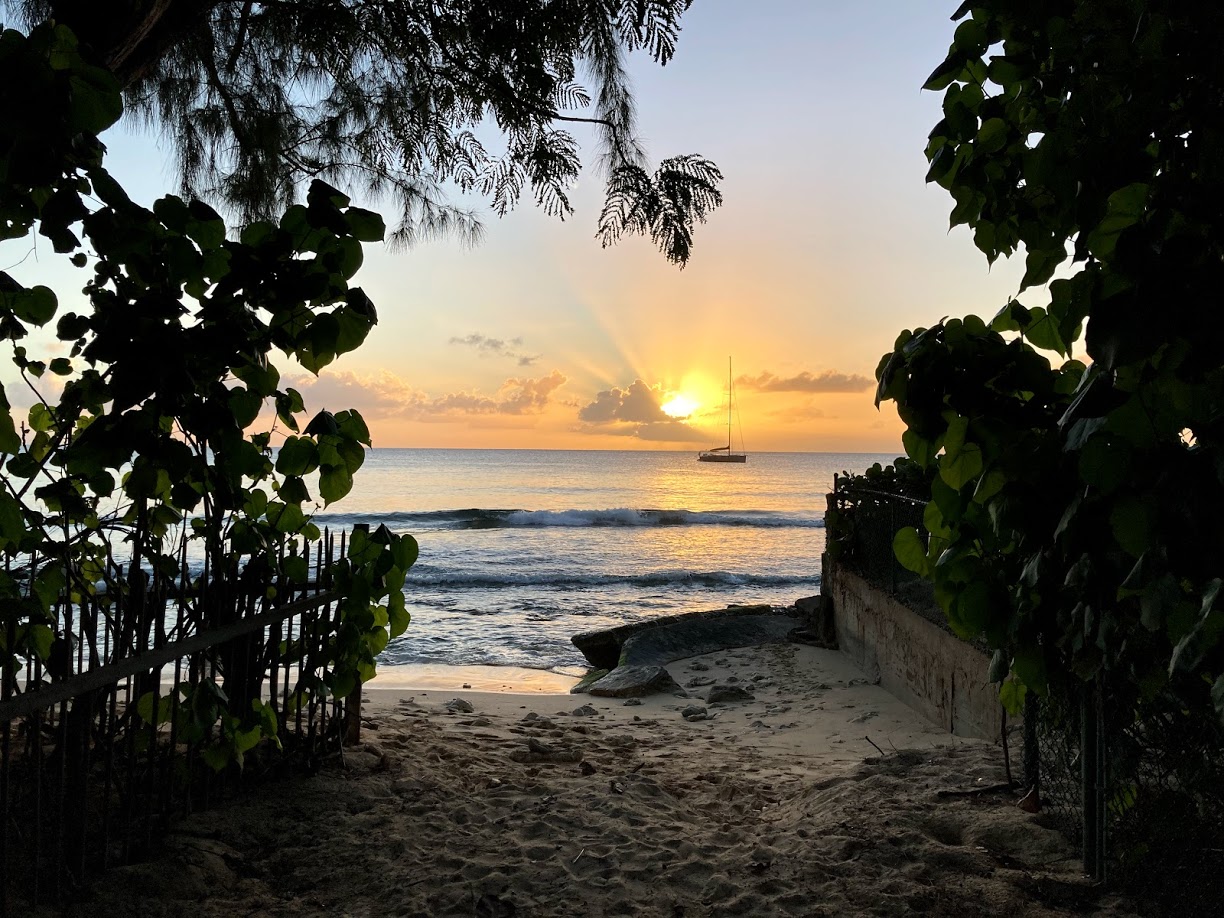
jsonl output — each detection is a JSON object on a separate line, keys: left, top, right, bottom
{"left": 822, "top": 555, "right": 1002, "bottom": 741}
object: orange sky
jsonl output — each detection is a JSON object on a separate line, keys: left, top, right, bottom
{"left": 2, "top": 2, "right": 1038, "bottom": 453}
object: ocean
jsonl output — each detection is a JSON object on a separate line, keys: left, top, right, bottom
{"left": 312, "top": 449, "right": 896, "bottom": 674}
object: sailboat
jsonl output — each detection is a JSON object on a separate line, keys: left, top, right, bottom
{"left": 698, "top": 357, "right": 747, "bottom": 463}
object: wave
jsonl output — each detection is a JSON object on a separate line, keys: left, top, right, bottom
{"left": 403, "top": 566, "right": 821, "bottom": 590}
{"left": 313, "top": 507, "right": 825, "bottom": 531}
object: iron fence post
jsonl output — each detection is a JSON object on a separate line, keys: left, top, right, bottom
{"left": 1082, "top": 675, "right": 1106, "bottom": 880}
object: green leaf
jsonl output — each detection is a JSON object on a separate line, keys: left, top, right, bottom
{"left": 1021, "top": 307, "right": 1067, "bottom": 355}
{"left": 1078, "top": 434, "right": 1130, "bottom": 494}
{"left": 976, "top": 117, "right": 1008, "bottom": 153}
{"left": 1013, "top": 646, "right": 1047, "bottom": 694}
{"left": 940, "top": 442, "right": 983, "bottom": 490}
{"left": 923, "top": 52, "right": 967, "bottom": 92}
{"left": 1169, "top": 580, "right": 1224, "bottom": 674}
{"left": 201, "top": 745, "right": 231, "bottom": 772}
{"left": 949, "top": 579, "right": 989, "bottom": 637}
{"left": 319, "top": 464, "right": 354, "bottom": 505}
{"left": 345, "top": 207, "right": 386, "bottom": 242}
{"left": 0, "top": 387, "right": 18, "bottom": 454}
{"left": 283, "top": 554, "right": 309, "bottom": 583}
{"left": 229, "top": 387, "right": 263, "bottom": 428}
{"left": 1020, "top": 246, "right": 1064, "bottom": 291}
{"left": 0, "top": 491, "right": 25, "bottom": 547}
{"left": 276, "top": 437, "right": 319, "bottom": 476}
{"left": 1110, "top": 497, "right": 1152, "bottom": 558}
{"left": 391, "top": 533, "right": 419, "bottom": 571}
{"left": 902, "top": 429, "right": 938, "bottom": 467}
{"left": 893, "top": 527, "right": 930, "bottom": 576}
{"left": 186, "top": 200, "right": 226, "bottom": 249}
{"left": 388, "top": 589, "right": 411, "bottom": 638}
{"left": 278, "top": 475, "right": 311, "bottom": 504}
{"left": 999, "top": 679, "right": 1027, "bottom": 717}
{"left": 266, "top": 501, "right": 306, "bottom": 534}
{"left": 6, "top": 285, "right": 58, "bottom": 326}
{"left": 987, "top": 649, "right": 1010, "bottom": 683}
{"left": 1085, "top": 183, "right": 1149, "bottom": 261}
{"left": 67, "top": 68, "right": 123, "bottom": 135}
{"left": 335, "top": 409, "right": 371, "bottom": 446}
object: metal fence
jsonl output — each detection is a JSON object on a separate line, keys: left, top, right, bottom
{"left": 1025, "top": 675, "right": 1224, "bottom": 912}
{"left": 829, "top": 471, "right": 1224, "bottom": 910}
{"left": 0, "top": 532, "right": 355, "bottom": 914}
{"left": 828, "top": 473, "right": 928, "bottom": 591}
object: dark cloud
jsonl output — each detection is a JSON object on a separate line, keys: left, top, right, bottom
{"left": 449, "top": 333, "right": 541, "bottom": 367}
{"left": 578, "top": 379, "right": 670, "bottom": 425}
{"left": 575, "top": 379, "right": 706, "bottom": 443}
{"left": 736, "top": 370, "right": 872, "bottom": 393}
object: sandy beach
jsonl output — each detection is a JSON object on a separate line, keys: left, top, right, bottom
{"left": 74, "top": 644, "right": 1138, "bottom": 917}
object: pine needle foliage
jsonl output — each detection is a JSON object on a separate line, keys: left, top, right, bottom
{"left": 5, "top": 0, "right": 721, "bottom": 264}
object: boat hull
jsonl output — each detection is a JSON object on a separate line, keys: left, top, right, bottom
{"left": 698, "top": 452, "right": 747, "bottom": 463}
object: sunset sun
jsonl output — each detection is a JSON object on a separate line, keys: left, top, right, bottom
{"left": 660, "top": 394, "right": 700, "bottom": 418}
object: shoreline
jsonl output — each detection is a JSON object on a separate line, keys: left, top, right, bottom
{"left": 368, "top": 662, "right": 581, "bottom": 694}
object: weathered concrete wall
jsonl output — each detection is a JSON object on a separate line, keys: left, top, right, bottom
{"left": 823, "top": 555, "right": 1002, "bottom": 741}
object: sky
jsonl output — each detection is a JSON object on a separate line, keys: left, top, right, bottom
{"left": 2, "top": 1, "right": 1034, "bottom": 453}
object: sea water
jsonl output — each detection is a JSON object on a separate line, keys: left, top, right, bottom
{"left": 312, "top": 449, "right": 895, "bottom": 674}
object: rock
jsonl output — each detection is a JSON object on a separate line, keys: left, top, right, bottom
{"left": 509, "top": 737, "right": 583, "bottom": 764}
{"left": 681, "top": 705, "right": 709, "bottom": 722}
{"left": 1018, "top": 787, "right": 1042, "bottom": 813}
{"left": 572, "top": 704, "right": 599, "bottom": 717}
{"left": 572, "top": 606, "right": 799, "bottom": 669}
{"left": 570, "top": 668, "right": 610, "bottom": 694}
{"left": 586, "top": 665, "right": 682, "bottom": 699}
{"left": 462, "top": 683, "right": 472, "bottom": 689}
{"left": 580, "top": 761, "right": 597, "bottom": 776}
{"left": 444, "top": 697, "right": 474, "bottom": 713}
{"left": 622, "top": 698, "right": 642, "bottom": 706}
{"left": 706, "top": 684, "right": 755, "bottom": 704}
{"left": 690, "top": 661, "right": 710, "bottom": 671}
{"left": 686, "top": 676, "right": 715, "bottom": 688}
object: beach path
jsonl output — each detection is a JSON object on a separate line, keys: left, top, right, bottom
{"left": 71, "top": 645, "right": 1138, "bottom": 917}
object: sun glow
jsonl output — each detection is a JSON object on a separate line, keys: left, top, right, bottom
{"left": 660, "top": 394, "right": 700, "bottom": 418}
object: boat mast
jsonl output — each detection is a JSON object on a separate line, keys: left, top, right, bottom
{"left": 726, "top": 356, "right": 732, "bottom": 451}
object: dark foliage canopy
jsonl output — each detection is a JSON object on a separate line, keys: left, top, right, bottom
{"left": 877, "top": 1, "right": 1224, "bottom": 719}
{"left": 5, "top": 0, "right": 722, "bottom": 262}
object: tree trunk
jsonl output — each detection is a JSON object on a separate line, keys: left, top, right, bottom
{"left": 48, "top": 0, "right": 221, "bottom": 85}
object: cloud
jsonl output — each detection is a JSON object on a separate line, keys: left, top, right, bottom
{"left": 575, "top": 379, "right": 707, "bottom": 443}
{"left": 737, "top": 370, "right": 873, "bottom": 393}
{"left": 286, "top": 369, "right": 566, "bottom": 419}
{"left": 429, "top": 371, "right": 566, "bottom": 415}
{"left": 578, "top": 379, "right": 670, "bottom": 424}
{"left": 449, "top": 333, "right": 541, "bottom": 367}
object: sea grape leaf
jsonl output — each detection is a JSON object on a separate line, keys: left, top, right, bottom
{"left": 893, "top": 527, "right": 930, "bottom": 576}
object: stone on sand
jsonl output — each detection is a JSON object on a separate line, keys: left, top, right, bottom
{"left": 706, "top": 684, "right": 755, "bottom": 704}
{"left": 586, "top": 665, "right": 682, "bottom": 698}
